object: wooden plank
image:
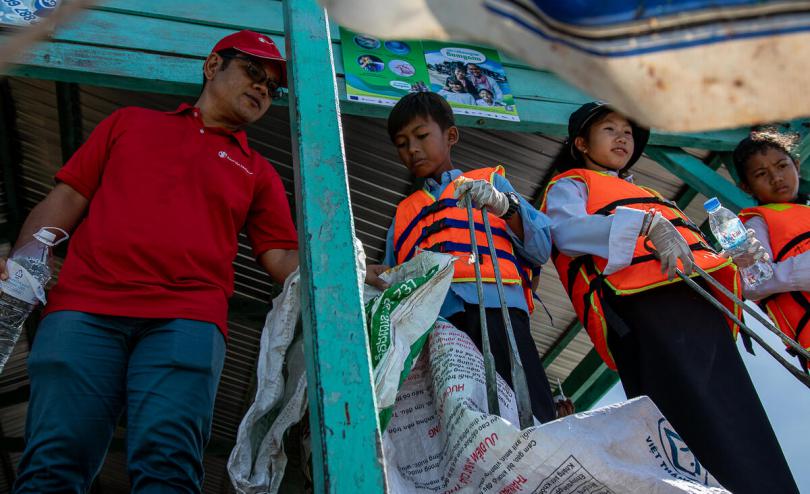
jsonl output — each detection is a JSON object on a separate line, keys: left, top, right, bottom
{"left": 96, "top": 0, "right": 285, "bottom": 34}
{"left": 0, "top": 79, "right": 23, "bottom": 239}
{"left": 55, "top": 82, "right": 83, "bottom": 163}
{"left": 284, "top": 0, "right": 385, "bottom": 492}
{"left": 646, "top": 146, "right": 756, "bottom": 212}
{"left": 54, "top": 9, "right": 286, "bottom": 58}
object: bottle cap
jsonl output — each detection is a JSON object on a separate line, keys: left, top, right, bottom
{"left": 33, "top": 228, "right": 57, "bottom": 245}
{"left": 703, "top": 197, "right": 721, "bottom": 213}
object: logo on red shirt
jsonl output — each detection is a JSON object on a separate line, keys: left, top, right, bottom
{"left": 217, "top": 150, "right": 254, "bottom": 176}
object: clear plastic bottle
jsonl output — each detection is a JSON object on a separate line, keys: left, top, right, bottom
{"left": 704, "top": 197, "right": 773, "bottom": 288}
{"left": 0, "top": 228, "right": 57, "bottom": 373}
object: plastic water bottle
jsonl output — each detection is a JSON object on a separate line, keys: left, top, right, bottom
{"left": 704, "top": 197, "right": 773, "bottom": 288}
{"left": 0, "top": 228, "right": 57, "bottom": 373}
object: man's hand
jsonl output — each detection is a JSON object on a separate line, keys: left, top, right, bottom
{"left": 365, "top": 264, "right": 390, "bottom": 291}
{"left": 453, "top": 177, "right": 509, "bottom": 217}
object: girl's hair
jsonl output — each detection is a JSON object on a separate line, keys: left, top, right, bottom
{"left": 732, "top": 128, "right": 800, "bottom": 185}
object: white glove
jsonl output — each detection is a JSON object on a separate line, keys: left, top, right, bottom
{"left": 646, "top": 212, "right": 695, "bottom": 280}
{"left": 723, "top": 229, "right": 769, "bottom": 268}
{"left": 453, "top": 177, "right": 510, "bottom": 217}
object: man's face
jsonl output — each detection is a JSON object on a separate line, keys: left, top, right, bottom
{"left": 468, "top": 64, "right": 481, "bottom": 76}
{"left": 204, "top": 53, "right": 281, "bottom": 126}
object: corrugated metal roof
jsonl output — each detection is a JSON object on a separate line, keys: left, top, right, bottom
{"left": 0, "top": 77, "right": 732, "bottom": 493}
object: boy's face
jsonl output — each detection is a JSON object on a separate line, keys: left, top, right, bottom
{"left": 741, "top": 147, "right": 800, "bottom": 203}
{"left": 574, "top": 112, "right": 634, "bottom": 171}
{"left": 393, "top": 116, "right": 458, "bottom": 179}
{"left": 479, "top": 90, "right": 492, "bottom": 102}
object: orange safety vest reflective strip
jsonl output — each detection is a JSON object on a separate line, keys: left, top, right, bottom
{"left": 740, "top": 203, "right": 810, "bottom": 363}
{"left": 392, "top": 166, "right": 535, "bottom": 312}
{"left": 540, "top": 168, "right": 741, "bottom": 370}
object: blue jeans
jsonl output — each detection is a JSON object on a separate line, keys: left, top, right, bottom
{"left": 14, "top": 311, "right": 226, "bottom": 493}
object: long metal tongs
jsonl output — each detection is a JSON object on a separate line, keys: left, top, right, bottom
{"left": 675, "top": 265, "right": 810, "bottom": 389}
{"left": 465, "top": 196, "right": 534, "bottom": 428}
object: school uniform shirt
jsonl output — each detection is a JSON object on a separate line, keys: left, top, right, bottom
{"left": 45, "top": 104, "right": 298, "bottom": 337}
{"left": 544, "top": 172, "right": 646, "bottom": 273}
{"left": 740, "top": 213, "right": 810, "bottom": 301}
{"left": 384, "top": 169, "right": 552, "bottom": 317}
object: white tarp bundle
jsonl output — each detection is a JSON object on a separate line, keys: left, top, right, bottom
{"left": 383, "top": 319, "right": 730, "bottom": 494}
{"left": 228, "top": 251, "right": 455, "bottom": 493}
{"left": 320, "top": 0, "right": 810, "bottom": 132}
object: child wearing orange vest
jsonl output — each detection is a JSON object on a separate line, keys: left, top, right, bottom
{"left": 540, "top": 102, "right": 798, "bottom": 493}
{"left": 733, "top": 130, "right": 810, "bottom": 372}
{"left": 383, "top": 92, "right": 560, "bottom": 422}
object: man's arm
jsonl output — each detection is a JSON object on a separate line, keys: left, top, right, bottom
{"left": 1, "top": 183, "right": 89, "bottom": 279}
{"left": 258, "top": 248, "right": 389, "bottom": 290}
{"left": 257, "top": 248, "right": 299, "bottom": 285}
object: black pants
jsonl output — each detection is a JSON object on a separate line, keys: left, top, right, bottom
{"left": 449, "top": 304, "right": 556, "bottom": 423}
{"left": 605, "top": 282, "right": 799, "bottom": 494}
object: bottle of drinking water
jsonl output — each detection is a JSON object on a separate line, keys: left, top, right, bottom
{"left": 0, "top": 228, "right": 59, "bottom": 373}
{"left": 704, "top": 197, "right": 773, "bottom": 288}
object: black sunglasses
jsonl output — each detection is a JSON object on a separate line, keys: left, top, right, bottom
{"left": 220, "top": 53, "right": 283, "bottom": 99}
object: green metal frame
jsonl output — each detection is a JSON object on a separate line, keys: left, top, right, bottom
{"left": 284, "top": 1, "right": 385, "bottom": 491}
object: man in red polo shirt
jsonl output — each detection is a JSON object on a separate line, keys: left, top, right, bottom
{"left": 4, "top": 30, "right": 378, "bottom": 493}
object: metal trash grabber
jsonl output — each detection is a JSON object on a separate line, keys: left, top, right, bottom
{"left": 674, "top": 268, "right": 810, "bottom": 389}
{"left": 690, "top": 263, "right": 810, "bottom": 362}
{"left": 464, "top": 197, "right": 500, "bottom": 417}
{"left": 479, "top": 205, "right": 534, "bottom": 429}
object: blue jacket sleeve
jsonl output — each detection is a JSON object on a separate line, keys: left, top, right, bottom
{"left": 492, "top": 174, "right": 552, "bottom": 267}
{"left": 383, "top": 220, "right": 397, "bottom": 267}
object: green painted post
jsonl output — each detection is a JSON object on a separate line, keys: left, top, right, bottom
{"left": 283, "top": 1, "right": 386, "bottom": 492}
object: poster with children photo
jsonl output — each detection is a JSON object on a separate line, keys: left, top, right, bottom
{"left": 340, "top": 28, "right": 519, "bottom": 121}
{"left": 341, "top": 28, "right": 432, "bottom": 107}
{"left": 423, "top": 41, "right": 519, "bottom": 121}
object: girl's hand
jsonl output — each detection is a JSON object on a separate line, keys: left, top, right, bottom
{"left": 722, "top": 229, "right": 769, "bottom": 268}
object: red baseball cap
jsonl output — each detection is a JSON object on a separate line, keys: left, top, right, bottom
{"left": 212, "top": 30, "right": 288, "bottom": 87}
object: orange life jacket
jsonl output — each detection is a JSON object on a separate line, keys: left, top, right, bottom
{"left": 392, "top": 166, "right": 535, "bottom": 312}
{"left": 540, "top": 168, "right": 741, "bottom": 370}
{"left": 739, "top": 203, "right": 810, "bottom": 362}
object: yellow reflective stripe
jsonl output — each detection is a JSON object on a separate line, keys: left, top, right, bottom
{"left": 419, "top": 188, "right": 436, "bottom": 202}
{"left": 589, "top": 291, "right": 616, "bottom": 368}
{"left": 540, "top": 171, "right": 589, "bottom": 211}
{"left": 453, "top": 277, "right": 522, "bottom": 284}
{"left": 762, "top": 203, "right": 795, "bottom": 212}
{"left": 601, "top": 256, "right": 734, "bottom": 295}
